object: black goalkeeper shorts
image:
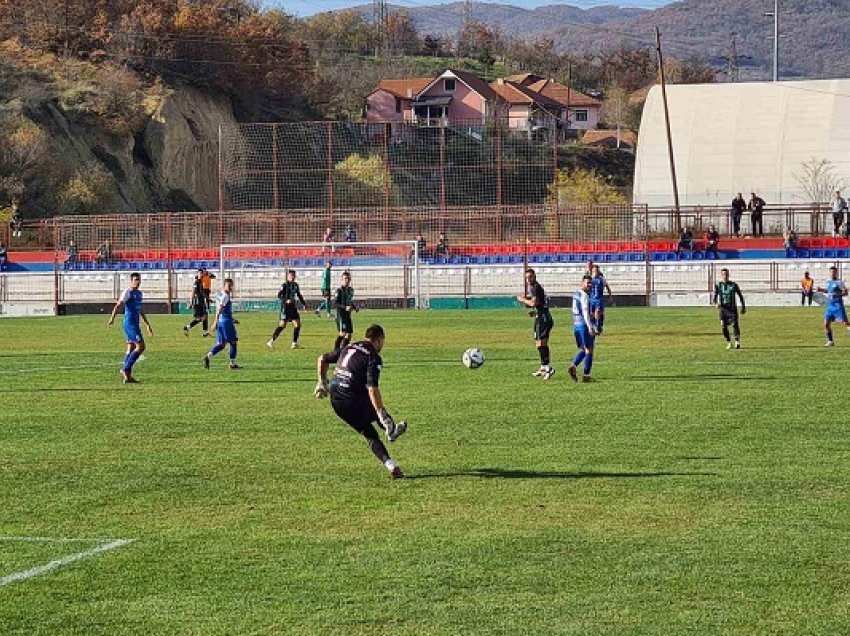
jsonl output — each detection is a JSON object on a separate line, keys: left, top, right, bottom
{"left": 719, "top": 307, "right": 739, "bottom": 326}
{"left": 331, "top": 394, "right": 379, "bottom": 440}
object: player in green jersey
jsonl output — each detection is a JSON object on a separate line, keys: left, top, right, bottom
{"left": 713, "top": 268, "right": 746, "bottom": 349}
{"left": 315, "top": 260, "right": 334, "bottom": 319}
{"left": 333, "top": 271, "right": 358, "bottom": 350}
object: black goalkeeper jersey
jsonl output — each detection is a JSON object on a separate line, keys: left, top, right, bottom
{"left": 323, "top": 340, "right": 382, "bottom": 403}
{"left": 278, "top": 281, "right": 304, "bottom": 305}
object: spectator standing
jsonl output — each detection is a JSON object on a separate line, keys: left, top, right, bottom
{"left": 748, "top": 192, "right": 766, "bottom": 237}
{"left": 840, "top": 221, "right": 850, "bottom": 239}
{"left": 322, "top": 226, "right": 334, "bottom": 244}
{"left": 415, "top": 233, "right": 426, "bottom": 258}
{"left": 801, "top": 271, "right": 814, "bottom": 306}
{"left": 0, "top": 240, "right": 7, "bottom": 271}
{"left": 676, "top": 227, "right": 695, "bottom": 256}
{"left": 96, "top": 240, "right": 111, "bottom": 264}
{"left": 731, "top": 193, "right": 746, "bottom": 237}
{"left": 343, "top": 224, "right": 357, "bottom": 242}
{"left": 66, "top": 240, "right": 78, "bottom": 265}
{"left": 704, "top": 225, "right": 720, "bottom": 258}
{"left": 832, "top": 191, "right": 847, "bottom": 237}
{"left": 434, "top": 232, "right": 449, "bottom": 258}
{"left": 10, "top": 200, "right": 23, "bottom": 238}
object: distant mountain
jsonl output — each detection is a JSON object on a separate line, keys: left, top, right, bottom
{"left": 348, "top": 0, "right": 850, "bottom": 80}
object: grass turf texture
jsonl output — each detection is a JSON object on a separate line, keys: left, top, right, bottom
{"left": 1, "top": 307, "right": 849, "bottom": 635}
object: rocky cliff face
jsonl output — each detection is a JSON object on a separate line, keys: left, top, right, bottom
{"left": 26, "top": 85, "right": 237, "bottom": 214}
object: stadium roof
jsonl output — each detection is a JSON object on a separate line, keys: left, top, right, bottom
{"left": 634, "top": 79, "right": 850, "bottom": 207}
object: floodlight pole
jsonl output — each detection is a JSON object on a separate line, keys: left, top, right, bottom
{"left": 655, "top": 26, "right": 681, "bottom": 231}
{"left": 765, "top": 0, "right": 779, "bottom": 81}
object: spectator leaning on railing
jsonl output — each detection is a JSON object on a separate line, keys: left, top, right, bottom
{"left": 66, "top": 240, "right": 77, "bottom": 265}
{"left": 731, "top": 193, "right": 746, "bottom": 237}
{"left": 0, "top": 240, "right": 7, "bottom": 271}
{"left": 748, "top": 193, "right": 766, "bottom": 237}
{"left": 832, "top": 191, "right": 848, "bottom": 238}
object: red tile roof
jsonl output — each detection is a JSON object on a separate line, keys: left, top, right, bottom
{"left": 489, "top": 80, "right": 563, "bottom": 108}
{"left": 446, "top": 69, "right": 501, "bottom": 103}
{"left": 528, "top": 79, "right": 602, "bottom": 108}
{"left": 370, "top": 77, "right": 433, "bottom": 99}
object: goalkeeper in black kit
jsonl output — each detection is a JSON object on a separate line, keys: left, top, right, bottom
{"left": 315, "top": 324, "right": 408, "bottom": 479}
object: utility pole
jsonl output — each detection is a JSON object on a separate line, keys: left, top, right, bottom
{"left": 730, "top": 32, "right": 740, "bottom": 82}
{"left": 655, "top": 26, "right": 681, "bottom": 230}
{"left": 373, "top": 0, "right": 387, "bottom": 57}
{"left": 764, "top": 0, "right": 779, "bottom": 81}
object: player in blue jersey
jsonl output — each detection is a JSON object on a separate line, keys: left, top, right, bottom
{"left": 816, "top": 266, "right": 850, "bottom": 347}
{"left": 108, "top": 272, "right": 153, "bottom": 384}
{"left": 568, "top": 275, "right": 598, "bottom": 383}
{"left": 204, "top": 278, "right": 240, "bottom": 369}
{"left": 589, "top": 264, "right": 613, "bottom": 334}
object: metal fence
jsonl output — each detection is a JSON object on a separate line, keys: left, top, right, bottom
{"left": 2, "top": 260, "right": 844, "bottom": 314}
{"left": 219, "top": 120, "right": 558, "bottom": 212}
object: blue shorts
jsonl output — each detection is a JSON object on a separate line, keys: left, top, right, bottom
{"left": 124, "top": 323, "right": 143, "bottom": 344}
{"left": 590, "top": 299, "right": 605, "bottom": 315}
{"left": 824, "top": 304, "right": 848, "bottom": 323}
{"left": 574, "top": 325, "right": 595, "bottom": 350}
{"left": 217, "top": 321, "right": 238, "bottom": 343}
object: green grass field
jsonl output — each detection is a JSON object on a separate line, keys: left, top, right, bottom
{"left": 1, "top": 307, "right": 849, "bottom": 635}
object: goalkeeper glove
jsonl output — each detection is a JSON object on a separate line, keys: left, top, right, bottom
{"left": 313, "top": 379, "right": 329, "bottom": 399}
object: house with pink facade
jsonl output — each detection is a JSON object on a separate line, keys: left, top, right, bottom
{"left": 489, "top": 78, "right": 564, "bottom": 141}
{"left": 508, "top": 73, "right": 602, "bottom": 131}
{"left": 366, "top": 69, "right": 600, "bottom": 137}
{"left": 366, "top": 69, "right": 505, "bottom": 126}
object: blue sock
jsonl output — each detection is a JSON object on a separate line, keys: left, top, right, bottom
{"left": 209, "top": 342, "right": 226, "bottom": 357}
{"left": 572, "top": 351, "right": 586, "bottom": 366}
{"left": 583, "top": 353, "right": 593, "bottom": 377}
{"left": 122, "top": 353, "right": 131, "bottom": 371}
{"left": 596, "top": 315, "right": 604, "bottom": 333}
{"left": 229, "top": 343, "right": 237, "bottom": 361}
{"left": 125, "top": 349, "right": 141, "bottom": 373}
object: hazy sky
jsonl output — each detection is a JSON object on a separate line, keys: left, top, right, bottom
{"left": 269, "top": 0, "right": 676, "bottom": 18}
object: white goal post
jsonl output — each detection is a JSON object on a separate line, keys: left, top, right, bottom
{"left": 219, "top": 241, "right": 423, "bottom": 309}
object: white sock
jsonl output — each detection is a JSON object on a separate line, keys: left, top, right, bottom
{"left": 384, "top": 459, "right": 397, "bottom": 471}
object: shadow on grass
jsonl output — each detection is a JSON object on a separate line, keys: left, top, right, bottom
{"left": 627, "top": 373, "right": 776, "bottom": 382}
{"left": 406, "top": 467, "right": 717, "bottom": 480}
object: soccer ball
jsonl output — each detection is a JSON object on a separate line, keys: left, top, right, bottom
{"left": 462, "top": 348, "right": 485, "bottom": 369}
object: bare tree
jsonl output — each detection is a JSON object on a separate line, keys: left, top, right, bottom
{"left": 794, "top": 158, "right": 847, "bottom": 207}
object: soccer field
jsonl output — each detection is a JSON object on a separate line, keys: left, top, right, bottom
{"left": 1, "top": 307, "right": 849, "bottom": 635}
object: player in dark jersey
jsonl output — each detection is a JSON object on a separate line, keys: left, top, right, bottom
{"left": 315, "top": 324, "right": 408, "bottom": 479}
{"left": 267, "top": 269, "right": 306, "bottom": 350}
{"left": 713, "top": 268, "right": 746, "bottom": 349}
{"left": 515, "top": 268, "right": 555, "bottom": 379}
{"left": 183, "top": 269, "right": 209, "bottom": 337}
{"left": 333, "top": 270, "right": 358, "bottom": 350}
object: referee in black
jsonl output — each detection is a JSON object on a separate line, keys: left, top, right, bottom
{"left": 315, "top": 324, "right": 407, "bottom": 479}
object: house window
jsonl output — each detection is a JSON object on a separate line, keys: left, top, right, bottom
{"left": 574, "top": 109, "right": 588, "bottom": 122}
{"left": 395, "top": 97, "right": 401, "bottom": 113}
{"left": 444, "top": 78, "right": 456, "bottom": 92}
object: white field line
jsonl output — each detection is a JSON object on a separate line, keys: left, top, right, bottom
{"left": 0, "top": 538, "right": 134, "bottom": 587}
{"left": 0, "top": 362, "right": 119, "bottom": 376}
